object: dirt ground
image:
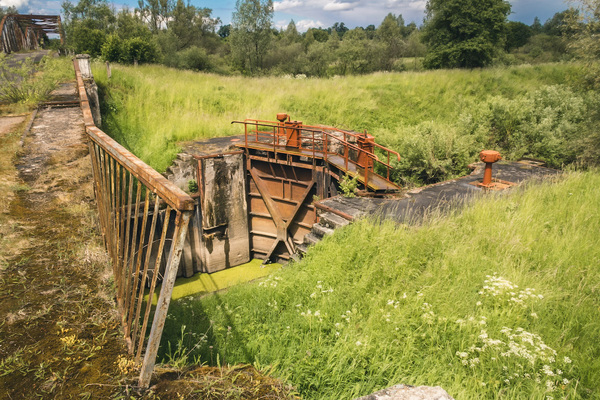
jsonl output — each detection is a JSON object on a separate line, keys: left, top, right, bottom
{"left": 0, "top": 83, "right": 294, "bottom": 399}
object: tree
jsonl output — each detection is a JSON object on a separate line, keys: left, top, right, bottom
{"left": 306, "top": 28, "right": 329, "bottom": 43}
{"left": 543, "top": 9, "right": 579, "bottom": 36}
{"left": 137, "top": 0, "right": 172, "bottom": 33}
{"left": 377, "top": 13, "right": 405, "bottom": 70}
{"left": 218, "top": 24, "right": 231, "bottom": 38}
{"left": 331, "top": 22, "right": 349, "bottom": 38}
{"left": 230, "top": 0, "right": 273, "bottom": 74}
{"left": 115, "top": 8, "right": 152, "bottom": 40}
{"left": 335, "top": 28, "right": 376, "bottom": 75}
{"left": 0, "top": 6, "right": 18, "bottom": 19}
{"left": 62, "top": 0, "right": 116, "bottom": 31}
{"left": 422, "top": 0, "right": 511, "bottom": 69}
{"left": 169, "top": 0, "right": 218, "bottom": 50}
{"left": 565, "top": 0, "right": 600, "bottom": 87}
{"left": 531, "top": 17, "right": 543, "bottom": 34}
{"left": 283, "top": 20, "right": 300, "bottom": 43}
{"left": 61, "top": 0, "right": 116, "bottom": 55}
{"left": 505, "top": 21, "right": 532, "bottom": 51}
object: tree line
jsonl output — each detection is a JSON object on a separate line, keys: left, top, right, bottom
{"left": 2, "top": 0, "right": 596, "bottom": 76}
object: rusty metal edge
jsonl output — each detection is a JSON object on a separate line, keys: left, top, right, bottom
{"left": 73, "top": 58, "right": 194, "bottom": 211}
{"left": 0, "top": 15, "right": 9, "bottom": 53}
{"left": 313, "top": 200, "right": 355, "bottom": 222}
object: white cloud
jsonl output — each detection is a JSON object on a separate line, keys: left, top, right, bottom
{"left": 274, "top": 0, "right": 303, "bottom": 11}
{"left": 271, "top": 0, "right": 427, "bottom": 29}
{"left": 296, "top": 19, "right": 325, "bottom": 31}
{"left": 407, "top": 0, "right": 426, "bottom": 11}
{"left": 27, "top": 0, "right": 61, "bottom": 14}
{"left": 385, "top": 0, "right": 425, "bottom": 11}
{"left": 274, "top": 19, "right": 290, "bottom": 29}
{"left": 0, "top": 0, "right": 29, "bottom": 8}
{"left": 275, "top": 18, "right": 325, "bottom": 32}
{"left": 323, "top": 1, "right": 355, "bottom": 11}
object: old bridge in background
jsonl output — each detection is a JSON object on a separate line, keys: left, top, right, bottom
{"left": 0, "top": 14, "right": 63, "bottom": 54}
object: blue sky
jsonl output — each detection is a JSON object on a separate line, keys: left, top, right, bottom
{"left": 1, "top": 0, "right": 570, "bottom": 32}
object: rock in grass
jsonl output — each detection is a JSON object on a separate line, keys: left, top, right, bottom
{"left": 354, "top": 384, "right": 454, "bottom": 400}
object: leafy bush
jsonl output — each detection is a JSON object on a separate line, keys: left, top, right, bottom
{"left": 339, "top": 174, "right": 358, "bottom": 197}
{"left": 101, "top": 34, "right": 124, "bottom": 62}
{"left": 123, "top": 37, "right": 158, "bottom": 64}
{"left": 70, "top": 25, "right": 106, "bottom": 57}
{"left": 461, "top": 85, "right": 599, "bottom": 167}
{"left": 385, "top": 122, "right": 482, "bottom": 185}
{"left": 175, "top": 46, "right": 212, "bottom": 71}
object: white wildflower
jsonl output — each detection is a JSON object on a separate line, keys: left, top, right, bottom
{"left": 542, "top": 365, "right": 554, "bottom": 376}
{"left": 469, "top": 358, "right": 480, "bottom": 368}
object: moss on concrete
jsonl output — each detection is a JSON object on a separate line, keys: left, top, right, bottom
{"left": 149, "top": 259, "right": 282, "bottom": 304}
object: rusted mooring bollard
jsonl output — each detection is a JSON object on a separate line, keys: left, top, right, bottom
{"left": 478, "top": 150, "right": 502, "bottom": 188}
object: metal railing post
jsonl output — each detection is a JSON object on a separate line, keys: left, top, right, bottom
{"left": 74, "top": 58, "right": 194, "bottom": 389}
{"left": 138, "top": 210, "right": 192, "bottom": 387}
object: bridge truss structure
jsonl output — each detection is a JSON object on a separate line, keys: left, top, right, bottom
{"left": 0, "top": 14, "right": 63, "bottom": 54}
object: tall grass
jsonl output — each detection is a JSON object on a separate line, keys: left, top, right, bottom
{"left": 0, "top": 55, "right": 73, "bottom": 109}
{"left": 93, "top": 62, "right": 587, "bottom": 178}
{"left": 160, "top": 171, "right": 600, "bottom": 399}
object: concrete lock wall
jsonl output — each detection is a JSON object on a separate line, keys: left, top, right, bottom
{"left": 161, "top": 152, "right": 250, "bottom": 277}
{"left": 196, "top": 153, "right": 250, "bottom": 273}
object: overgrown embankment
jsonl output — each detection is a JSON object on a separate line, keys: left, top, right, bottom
{"left": 161, "top": 171, "right": 600, "bottom": 400}
{"left": 95, "top": 62, "right": 599, "bottom": 184}
{"left": 0, "top": 54, "right": 73, "bottom": 112}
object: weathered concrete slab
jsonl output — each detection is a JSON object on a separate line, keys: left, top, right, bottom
{"left": 16, "top": 85, "right": 86, "bottom": 182}
{"left": 354, "top": 384, "right": 454, "bottom": 400}
{"left": 180, "top": 135, "right": 245, "bottom": 157}
{"left": 318, "top": 161, "right": 559, "bottom": 225}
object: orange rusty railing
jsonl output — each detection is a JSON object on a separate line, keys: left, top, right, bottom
{"left": 74, "top": 59, "right": 194, "bottom": 388}
{"left": 234, "top": 117, "right": 401, "bottom": 191}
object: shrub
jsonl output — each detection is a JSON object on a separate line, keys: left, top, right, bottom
{"left": 176, "top": 47, "right": 212, "bottom": 71}
{"left": 460, "top": 85, "right": 598, "bottom": 168}
{"left": 101, "top": 34, "right": 124, "bottom": 62}
{"left": 123, "top": 37, "right": 158, "bottom": 64}
{"left": 70, "top": 25, "right": 106, "bottom": 57}
{"left": 386, "top": 122, "right": 482, "bottom": 185}
{"left": 339, "top": 174, "right": 358, "bottom": 197}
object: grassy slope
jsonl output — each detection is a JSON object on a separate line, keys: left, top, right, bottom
{"left": 161, "top": 171, "right": 600, "bottom": 400}
{"left": 93, "top": 63, "right": 578, "bottom": 173}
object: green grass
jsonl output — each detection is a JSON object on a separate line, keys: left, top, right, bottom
{"left": 0, "top": 55, "right": 74, "bottom": 112}
{"left": 93, "top": 62, "right": 584, "bottom": 177}
{"left": 160, "top": 171, "right": 600, "bottom": 399}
